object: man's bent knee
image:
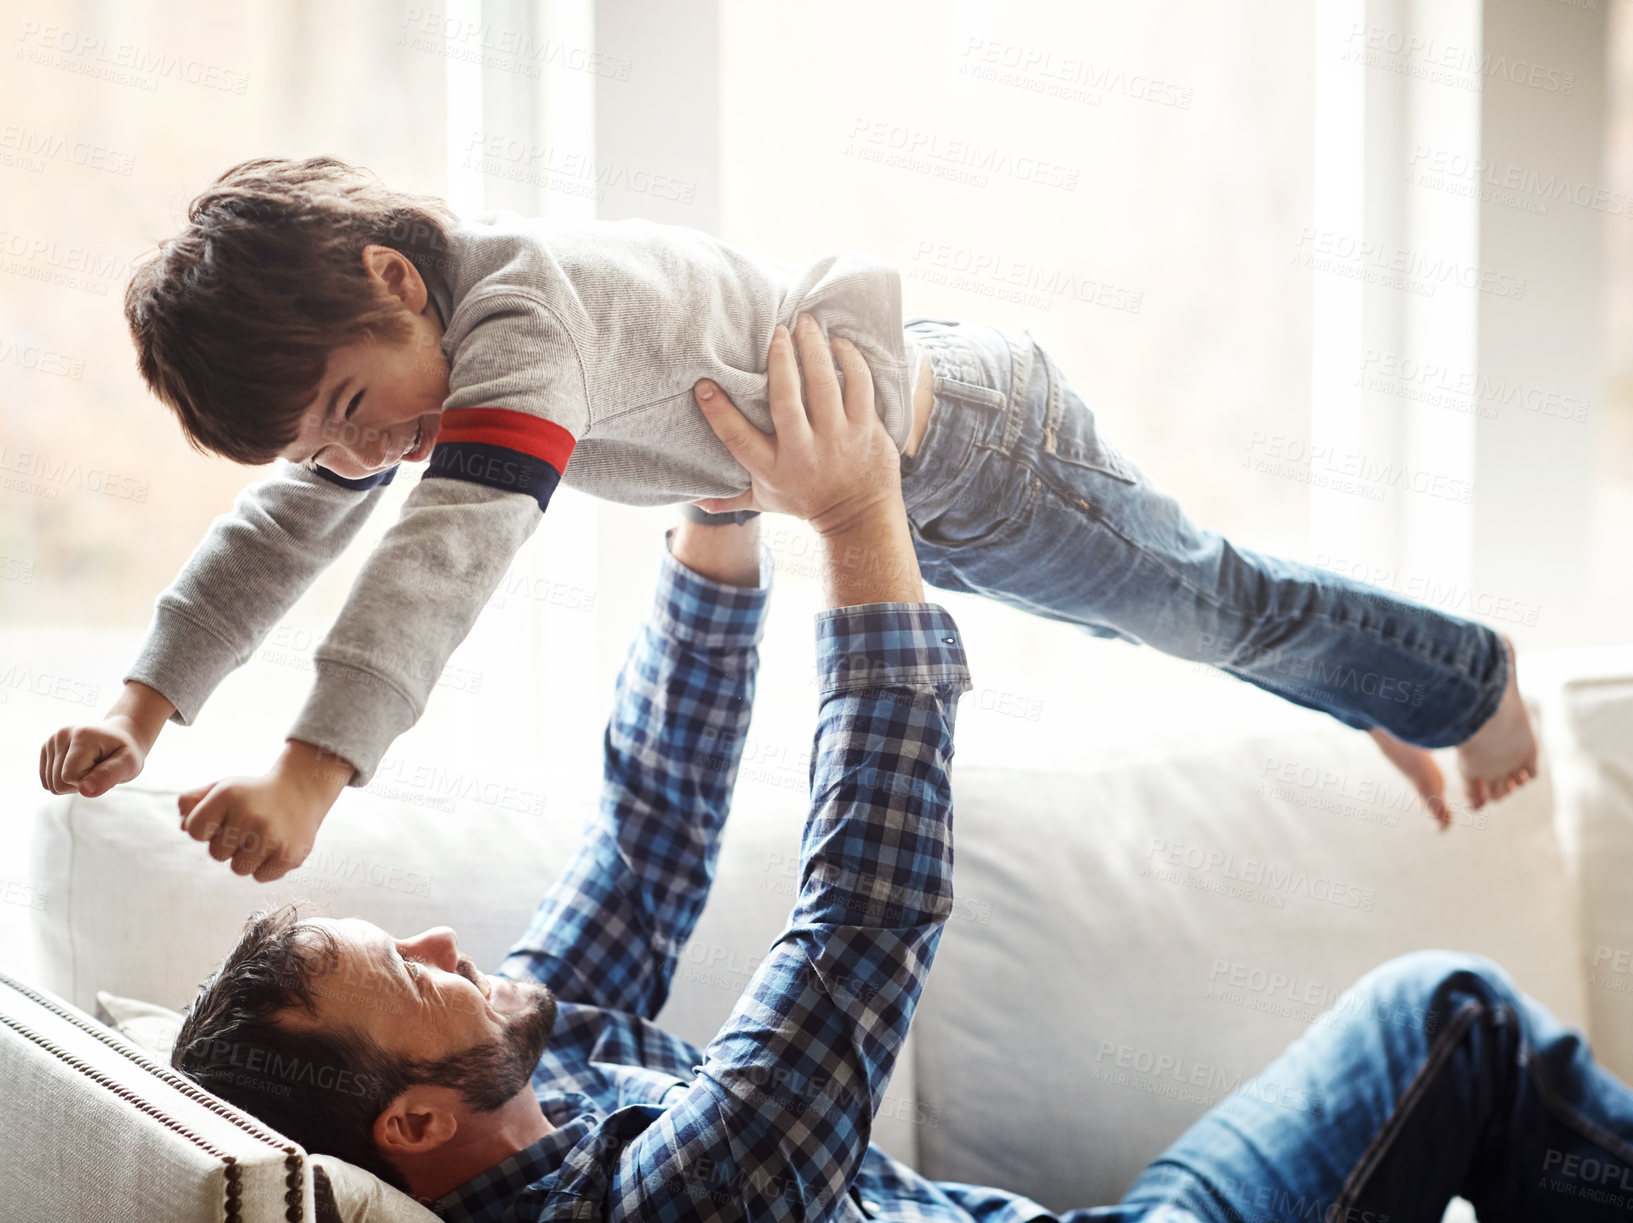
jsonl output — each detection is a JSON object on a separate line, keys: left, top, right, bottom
{"left": 1341, "top": 949, "right": 1517, "bottom": 1038}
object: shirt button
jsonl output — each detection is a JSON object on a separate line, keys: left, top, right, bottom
{"left": 862, "top": 1201, "right": 881, "bottom": 1216}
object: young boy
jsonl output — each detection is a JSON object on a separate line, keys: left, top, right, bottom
{"left": 40, "top": 156, "right": 1535, "bottom": 879}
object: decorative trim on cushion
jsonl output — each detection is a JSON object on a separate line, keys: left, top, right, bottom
{"left": 0, "top": 1010, "right": 249, "bottom": 1219}
{"left": 0, "top": 968, "right": 308, "bottom": 1221}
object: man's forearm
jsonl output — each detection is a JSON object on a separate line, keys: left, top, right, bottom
{"left": 669, "top": 516, "right": 763, "bottom": 588}
{"left": 496, "top": 535, "right": 770, "bottom": 1016}
{"left": 818, "top": 502, "right": 923, "bottom": 608}
{"left": 662, "top": 598, "right": 967, "bottom": 1219}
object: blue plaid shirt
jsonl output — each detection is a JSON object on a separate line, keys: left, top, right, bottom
{"left": 428, "top": 541, "right": 1076, "bottom": 1223}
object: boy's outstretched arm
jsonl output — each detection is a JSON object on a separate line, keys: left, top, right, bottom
{"left": 172, "top": 291, "right": 590, "bottom": 882}
{"left": 170, "top": 470, "right": 549, "bottom": 881}
{"left": 497, "top": 513, "right": 771, "bottom": 1017}
{"left": 38, "top": 463, "right": 396, "bottom": 800}
{"left": 279, "top": 289, "right": 589, "bottom": 798}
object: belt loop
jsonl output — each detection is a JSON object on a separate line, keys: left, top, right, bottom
{"left": 1043, "top": 339, "right": 1062, "bottom": 453}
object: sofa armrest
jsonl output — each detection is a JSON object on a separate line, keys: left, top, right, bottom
{"left": 0, "top": 967, "right": 317, "bottom": 1222}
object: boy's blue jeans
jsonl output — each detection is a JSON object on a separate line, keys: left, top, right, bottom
{"left": 897, "top": 319, "right": 1509, "bottom": 747}
{"left": 1065, "top": 951, "right": 1633, "bottom": 1222}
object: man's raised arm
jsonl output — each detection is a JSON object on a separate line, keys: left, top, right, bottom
{"left": 497, "top": 514, "right": 772, "bottom": 1018}
{"left": 600, "top": 317, "right": 970, "bottom": 1220}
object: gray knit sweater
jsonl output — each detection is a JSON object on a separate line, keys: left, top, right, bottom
{"left": 124, "top": 211, "right": 914, "bottom": 784}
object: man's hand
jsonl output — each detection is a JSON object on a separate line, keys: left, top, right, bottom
{"left": 693, "top": 315, "right": 902, "bottom": 536}
{"left": 178, "top": 740, "right": 353, "bottom": 882}
{"left": 695, "top": 314, "right": 921, "bottom": 607}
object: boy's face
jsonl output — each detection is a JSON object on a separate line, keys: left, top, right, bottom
{"left": 278, "top": 247, "right": 450, "bottom": 479}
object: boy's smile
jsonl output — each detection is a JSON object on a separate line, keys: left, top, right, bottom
{"left": 278, "top": 245, "right": 451, "bottom": 478}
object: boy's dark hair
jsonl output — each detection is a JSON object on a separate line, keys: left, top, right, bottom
{"left": 124, "top": 156, "right": 456, "bottom": 465}
{"left": 171, "top": 904, "right": 414, "bottom": 1190}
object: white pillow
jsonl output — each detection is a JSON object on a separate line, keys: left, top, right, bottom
{"left": 311, "top": 1157, "right": 440, "bottom": 1223}
{"left": 92, "top": 990, "right": 438, "bottom": 1222}
{"left": 95, "top": 989, "right": 181, "bottom": 1061}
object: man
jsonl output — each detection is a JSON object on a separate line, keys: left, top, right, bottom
{"left": 175, "top": 325, "right": 1633, "bottom": 1221}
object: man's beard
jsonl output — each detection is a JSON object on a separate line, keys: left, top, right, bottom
{"left": 406, "top": 975, "right": 558, "bottom": 1113}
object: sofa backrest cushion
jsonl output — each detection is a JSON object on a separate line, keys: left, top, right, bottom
{"left": 907, "top": 722, "right": 1584, "bottom": 1209}
{"left": 1534, "top": 648, "right": 1633, "bottom": 1090}
{"left": 27, "top": 776, "right": 923, "bottom": 1167}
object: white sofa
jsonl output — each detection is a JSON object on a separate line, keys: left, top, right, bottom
{"left": 9, "top": 646, "right": 1633, "bottom": 1222}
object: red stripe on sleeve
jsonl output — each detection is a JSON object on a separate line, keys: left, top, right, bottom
{"left": 436, "top": 408, "right": 577, "bottom": 472}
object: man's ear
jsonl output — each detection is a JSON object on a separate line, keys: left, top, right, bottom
{"left": 360, "top": 244, "right": 428, "bottom": 315}
{"left": 372, "top": 1084, "right": 461, "bottom": 1161}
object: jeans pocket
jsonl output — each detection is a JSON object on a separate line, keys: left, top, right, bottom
{"left": 912, "top": 453, "right": 1039, "bottom": 551}
{"left": 904, "top": 372, "right": 1006, "bottom": 485}
{"left": 1042, "top": 360, "right": 1138, "bottom": 486}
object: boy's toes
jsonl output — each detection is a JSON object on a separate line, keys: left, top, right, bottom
{"left": 1472, "top": 763, "right": 1537, "bottom": 809}
{"left": 1425, "top": 791, "right": 1450, "bottom": 829}
{"left": 1454, "top": 634, "right": 1537, "bottom": 809}
{"left": 1368, "top": 728, "right": 1449, "bottom": 828}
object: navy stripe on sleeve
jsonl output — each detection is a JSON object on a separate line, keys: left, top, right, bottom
{"left": 314, "top": 464, "right": 399, "bottom": 491}
{"left": 421, "top": 441, "right": 563, "bottom": 513}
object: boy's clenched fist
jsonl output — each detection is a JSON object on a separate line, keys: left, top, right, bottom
{"left": 40, "top": 718, "right": 149, "bottom": 798}
{"left": 178, "top": 739, "right": 354, "bottom": 883}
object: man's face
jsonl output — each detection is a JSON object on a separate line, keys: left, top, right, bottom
{"left": 276, "top": 307, "right": 450, "bottom": 479}
{"left": 284, "top": 917, "right": 556, "bottom": 1105}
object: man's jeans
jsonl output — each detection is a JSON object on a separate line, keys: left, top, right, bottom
{"left": 897, "top": 318, "right": 1508, "bottom": 747}
{"left": 1065, "top": 951, "right": 1633, "bottom": 1222}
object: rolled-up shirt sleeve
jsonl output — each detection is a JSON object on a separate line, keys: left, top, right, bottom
{"left": 602, "top": 602, "right": 971, "bottom": 1222}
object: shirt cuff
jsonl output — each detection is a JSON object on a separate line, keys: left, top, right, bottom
{"left": 123, "top": 604, "right": 246, "bottom": 726}
{"left": 649, "top": 528, "right": 773, "bottom": 652}
{"left": 287, "top": 659, "right": 419, "bottom": 787}
{"left": 816, "top": 603, "right": 972, "bottom": 695}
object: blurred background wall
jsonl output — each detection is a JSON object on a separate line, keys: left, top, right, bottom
{"left": 0, "top": 0, "right": 1626, "bottom": 903}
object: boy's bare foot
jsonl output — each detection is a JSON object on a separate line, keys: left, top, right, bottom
{"left": 1369, "top": 638, "right": 1536, "bottom": 823}
{"left": 1454, "top": 636, "right": 1537, "bottom": 809}
{"left": 1368, "top": 728, "right": 1451, "bottom": 829}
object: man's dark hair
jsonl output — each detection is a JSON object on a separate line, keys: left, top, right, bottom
{"left": 172, "top": 905, "right": 418, "bottom": 1189}
{"left": 174, "top": 904, "right": 559, "bottom": 1194}
{"left": 123, "top": 155, "right": 456, "bottom": 465}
